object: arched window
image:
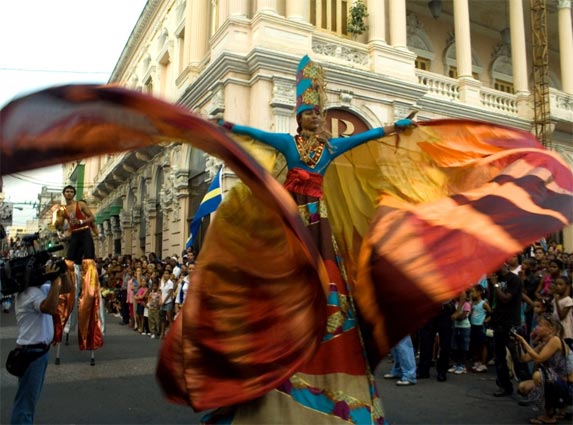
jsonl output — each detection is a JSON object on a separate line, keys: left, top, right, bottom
{"left": 407, "top": 13, "right": 434, "bottom": 72}
{"left": 444, "top": 41, "right": 482, "bottom": 80}
{"left": 490, "top": 39, "right": 514, "bottom": 93}
{"left": 491, "top": 55, "right": 514, "bottom": 94}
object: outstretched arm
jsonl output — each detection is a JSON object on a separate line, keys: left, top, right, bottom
{"left": 329, "top": 119, "right": 415, "bottom": 157}
{"left": 217, "top": 120, "right": 290, "bottom": 152}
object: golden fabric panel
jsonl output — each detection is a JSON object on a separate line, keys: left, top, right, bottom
{"left": 2, "top": 86, "right": 572, "bottom": 412}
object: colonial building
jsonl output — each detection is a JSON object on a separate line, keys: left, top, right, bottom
{"left": 73, "top": 0, "right": 573, "bottom": 258}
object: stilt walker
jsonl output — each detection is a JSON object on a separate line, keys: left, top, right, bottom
{"left": 53, "top": 185, "right": 104, "bottom": 365}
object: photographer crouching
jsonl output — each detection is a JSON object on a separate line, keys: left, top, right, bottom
{"left": 8, "top": 260, "right": 71, "bottom": 424}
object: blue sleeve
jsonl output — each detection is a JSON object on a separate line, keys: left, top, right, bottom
{"left": 230, "top": 124, "right": 290, "bottom": 152}
{"left": 329, "top": 127, "right": 385, "bottom": 157}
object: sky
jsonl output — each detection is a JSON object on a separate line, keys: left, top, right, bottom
{"left": 0, "top": 0, "right": 147, "bottom": 225}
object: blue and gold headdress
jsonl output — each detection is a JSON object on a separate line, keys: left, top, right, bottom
{"left": 295, "top": 55, "right": 327, "bottom": 117}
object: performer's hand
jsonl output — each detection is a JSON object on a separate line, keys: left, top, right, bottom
{"left": 393, "top": 118, "right": 416, "bottom": 132}
{"left": 216, "top": 119, "right": 234, "bottom": 131}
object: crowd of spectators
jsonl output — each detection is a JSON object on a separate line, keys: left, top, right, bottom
{"left": 2, "top": 234, "right": 571, "bottom": 421}
{"left": 385, "top": 240, "right": 572, "bottom": 422}
{"left": 98, "top": 247, "right": 196, "bottom": 340}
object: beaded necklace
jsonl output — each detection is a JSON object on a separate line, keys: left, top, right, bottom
{"left": 295, "top": 134, "right": 325, "bottom": 168}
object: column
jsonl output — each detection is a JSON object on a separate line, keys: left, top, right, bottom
{"left": 509, "top": 0, "right": 528, "bottom": 93}
{"left": 453, "top": 0, "right": 481, "bottom": 105}
{"left": 558, "top": 0, "right": 573, "bottom": 94}
{"left": 367, "top": 0, "right": 385, "bottom": 43}
{"left": 103, "top": 220, "right": 113, "bottom": 257}
{"left": 509, "top": 0, "right": 530, "bottom": 117}
{"left": 228, "top": 0, "right": 248, "bottom": 16}
{"left": 388, "top": 0, "right": 407, "bottom": 49}
{"left": 188, "top": 0, "right": 209, "bottom": 65}
{"left": 111, "top": 215, "right": 122, "bottom": 256}
{"left": 183, "top": 0, "right": 193, "bottom": 66}
{"left": 369, "top": 0, "right": 416, "bottom": 80}
{"left": 453, "top": 0, "right": 473, "bottom": 78}
{"left": 257, "top": 0, "right": 277, "bottom": 14}
{"left": 286, "top": 0, "right": 305, "bottom": 21}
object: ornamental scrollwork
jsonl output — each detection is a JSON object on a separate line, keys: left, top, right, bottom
{"left": 312, "top": 39, "right": 368, "bottom": 66}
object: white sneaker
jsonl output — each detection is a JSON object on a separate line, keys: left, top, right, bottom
{"left": 396, "top": 380, "right": 415, "bottom": 386}
{"left": 447, "top": 365, "right": 457, "bottom": 373}
{"left": 454, "top": 366, "right": 467, "bottom": 374}
{"left": 475, "top": 364, "right": 488, "bottom": 372}
{"left": 151, "top": 334, "right": 156, "bottom": 339}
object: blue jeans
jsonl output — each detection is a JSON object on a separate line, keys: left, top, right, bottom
{"left": 390, "top": 336, "right": 417, "bottom": 383}
{"left": 11, "top": 350, "right": 49, "bottom": 424}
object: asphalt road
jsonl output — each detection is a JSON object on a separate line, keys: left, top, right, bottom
{"left": 1, "top": 308, "right": 542, "bottom": 424}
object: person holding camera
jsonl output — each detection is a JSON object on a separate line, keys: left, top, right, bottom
{"left": 489, "top": 262, "right": 531, "bottom": 397}
{"left": 513, "top": 315, "right": 572, "bottom": 424}
{"left": 10, "top": 262, "right": 71, "bottom": 424}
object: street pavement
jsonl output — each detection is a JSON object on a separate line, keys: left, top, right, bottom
{"left": 2, "top": 308, "right": 542, "bottom": 424}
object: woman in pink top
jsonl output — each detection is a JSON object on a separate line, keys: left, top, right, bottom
{"left": 135, "top": 279, "right": 149, "bottom": 334}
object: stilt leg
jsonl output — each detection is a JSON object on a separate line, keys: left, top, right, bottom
{"left": 55, "top": 343, "right": 61, "bottom": 365}
{"left": 90, "top": 350, "right": 95, "bottom": 366}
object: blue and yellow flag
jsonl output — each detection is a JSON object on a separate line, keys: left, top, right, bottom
{"left": 186, "top": 167, "right": 222, "bottom": 249}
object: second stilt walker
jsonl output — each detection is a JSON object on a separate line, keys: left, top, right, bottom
{"left": 54, "top": 185, "right": 103, "bottom": 365}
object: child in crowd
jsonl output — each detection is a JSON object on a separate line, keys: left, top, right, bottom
{"left": 469, "top": 285, "right": 491, "bottom": 372}
{"left": 551, "top": 275, "right": 573, "bottom": 349}
{"left": 449, "top": 292, "right": 472, "bottom": 374}
{"left": 159, "top": 270, "right": 175, "bottom": 339}
{"left": 530, "top": 298, "right": 553, "bottom": 346}
{"left": 147, "top": 281, "right": 161, "bottom": 339}
{"left": 535, "top": 259, "right": 564, "bottom": 300}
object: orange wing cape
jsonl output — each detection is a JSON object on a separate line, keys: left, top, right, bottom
{"left": 2, "top": 85, "right": 572, "bottom": 410}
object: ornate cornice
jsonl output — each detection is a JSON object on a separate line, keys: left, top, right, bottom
{"left": 109, "top": 0, "right": 161, "bottom": 82}
{"left": 312, "top": 38, "right": 369, "bottom": 67}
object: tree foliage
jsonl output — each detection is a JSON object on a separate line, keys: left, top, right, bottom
{"left": 347, "top": 0, "right": 369, "bottom": 35}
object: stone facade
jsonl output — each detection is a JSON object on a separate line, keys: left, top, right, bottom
{"left": 74, "top": 0, "right": 572, "bottom": 257}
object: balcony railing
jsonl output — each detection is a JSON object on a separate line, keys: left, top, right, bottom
{"left": 416, "top": 70, "right": 459, "bottom": 101}
{"left": 480, "top": 86, "right": 518, "bottom": 115}
{"left": 550, "top": 88, "right": 573, "bottom": 122}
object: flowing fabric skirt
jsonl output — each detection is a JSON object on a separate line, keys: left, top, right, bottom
{"left": 203, "top": 187, "right": 384, "bottom": 424}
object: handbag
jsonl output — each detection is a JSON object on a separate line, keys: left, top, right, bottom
{"left": 6, "top": 345, "right": 49, "bottom": 377}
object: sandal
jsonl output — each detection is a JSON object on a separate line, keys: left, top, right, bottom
{"left": 529, "top": 416, "right": 557, "bottom": 424}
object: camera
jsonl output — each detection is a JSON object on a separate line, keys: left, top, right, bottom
{"left": 0, "top": 233, "right": 67, "bottom": 295}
